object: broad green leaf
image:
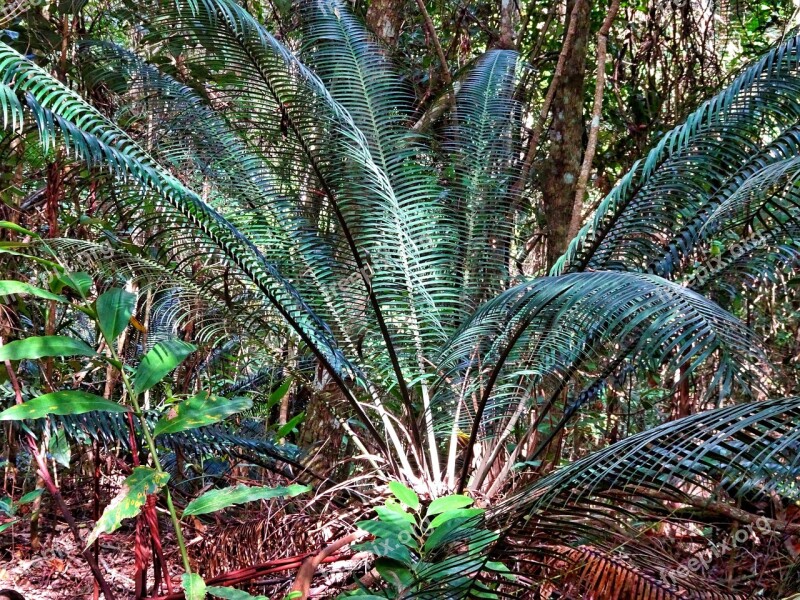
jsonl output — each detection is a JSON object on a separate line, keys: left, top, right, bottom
{"left": 357, "top": 519, "right": 415, "bottom": 547}
{"left": 0, "top": 336, "right": 96, "bottom": 361}
{"left": 375, "top": 504, "right": 415, "bottom": 525}
{"left": 426, "top": 494, "right": 474, "bottom": 516}
{"left": 86, "top": 467, "right": 169, "bottom": 547}
{"left": 0, "top": 281, "right": 65, "bottom": 303}
{"left": 374, "top": 559, "right": 414, "bottom": 590}
{"left": 428, "top": 507, "right": 484, "bottom": 530}
{"left": 0, "top": 497, "right": 12, "bottom": 515}
{"left": 0, "top": 247, "right": 60, "bottom": 269}
{"left": 0, "top": 391, "right": 128, "bottom": 421}
{"left": 423, "top": 518, "right": 484, "bottom": 553}
{"left": 56, "top": 272, "right": 93, "bottom": 297}
{"left": 133, "top": 340, "right": 196, "bottom": 395}
{"left": 48, "top": 427, "right": 71, "bottom": 468}
{"left": 0, "top": 519, "right": 19, "bottom": 533}
{"left": 388, "top": 482, "right": 419, "bottom": 511}
{"left": 0, "top": 221, "right": 37, "bottom": 237}
{"left": 96, "top": 288, "right": 136, "bottom": 343}
{"left": 183, "top": 483, "right": 310, "bottom": 517}
{"left": 485, "top": 560, "right": 515, "bottom": 579}
{"left": 182, "top": 573, "right": 206, "bottom": 600}
{"left": 207, "top": 586, "right": 267, "bottom": 600}
{"left": 154, "top": 392, "right": 252, "bottom": 437}
{"left": 353, "top": 538, "right": 414, "bottom": 565}
{"left": 18, "top": 489, "right": 44, "bottom": 505}
{"left": 266, "top": 377, "right": 292, "bottom": 410}
{"left": 276, "top": 411, "right": 304, "bottom": 439}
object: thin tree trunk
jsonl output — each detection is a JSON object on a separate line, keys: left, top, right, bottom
{"left": 541, "top": 0, "right": 591, "bottom": 269}
{"left": 569, "top": 0, "right": 621, "bottom": 240}
{"left": 414, "top": 0, "right": 452, "bottom": 88}
{"left": 510, "top": 0, "right": 586, "bottom": 212}
{"left": 498, "top": 0, "right": 518, "bottom": 49}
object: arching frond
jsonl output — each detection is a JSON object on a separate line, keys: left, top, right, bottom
{"left": 434, "top": 272, "right": 768, "bottom": 448}
{"left": 0, "top": 40, "right": 390, "bottom": 452}
{"left": 554, "top": 35, "right": 800, "bottom": 277}
{"left": 444, "top": 49, "right": 522, "bottom": 310}
{"left": 492, "top": 397, "right": 800, "bottom": 597}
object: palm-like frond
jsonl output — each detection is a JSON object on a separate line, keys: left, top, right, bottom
{"left": 432, "top": 271, "right": 769, "bottom": 491}
{"left": 12, "top": 411, "right": 304, "bottom": 480}
{"left": 443, "top": 49, "right": 523, "bottom": 310}
{"left": 0, "top": 0, "right": 783, "bottom": 499}
{"left": 78, "top": 41, "right": 365, "bottom": 359}
{"left": 491, "top": 396, "right": 800, "bottom": 596}
{"left": 148, "top": 0, "right": 445, "bottom": 410}
{"left": 0, "top": 39, "right": 394, "bottom": 452}
{"left": 554, "top": 35, "right": 800, "bottom": 279}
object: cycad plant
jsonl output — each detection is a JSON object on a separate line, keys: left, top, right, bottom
{"left": 1, "top": 0, "right": 800, "bottom": 596}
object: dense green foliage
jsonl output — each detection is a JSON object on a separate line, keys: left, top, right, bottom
{"left": 1, "top": 0, "right": 800, "bottom": 598}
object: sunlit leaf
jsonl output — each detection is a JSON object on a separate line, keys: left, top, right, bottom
{"left": 266, "top": 377, "right": 291, "bottom": 411}
{"left": 182, "top": 483, "right": 310, "bottom": 517}
{"left": 0, "top": 336, "right": 96, "bottom": 361}
{"left": 18, "top": 489, "right": 44, "bottom": 505}
{"left": 96, "top": 288, "right": 136, "bottom": 343}
{"left": 133, "top": 340, "right": 196, "bottom": 395}
{"left": 48, "top": 427, "right": 71, "bottom": 467}
{"left": 182, "top": 573, "right": 206, "bottom": 600}
{"left": 389, "top": 482, "right": 419, "bottom": 511}
{"left": 154, "top": 392, "right": 252, "bottom": 437}
{"left": 0, "top": 519, "right": 19, "bottom": 533}
{"left": 55, "top": 272, "right": 93, "bottom": 297}
{"left": 0, "top": 391, "right": 128, "bottom": 421}
{"left": 0, "top": 221, "right": 37, "bottom": 237}
{"left": 0, "top": 281, "right": 65, "bottom": 303}
{"left": 426, "top": 495, "right": 474, "bottom": 516}
{"left": 275, "top": 411, "right": 304, "bottom": 439}
{"left": 207, "top": 586, "right": 267, "bottom": 600}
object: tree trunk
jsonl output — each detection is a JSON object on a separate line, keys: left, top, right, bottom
{"left": 498, "top": 0, "right": 517, "bottom": 49}
{"left": 366, "top": 0, "right": 404, "bottom": 46}
{"left": 541, "top": 0, "right": 591, "bottom": 269}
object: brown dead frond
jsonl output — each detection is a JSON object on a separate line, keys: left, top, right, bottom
{"left": 536, "top": 545, "right": 745, "bottom": 600}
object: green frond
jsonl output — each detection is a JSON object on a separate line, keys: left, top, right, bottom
{"left": 433, "top": 271, "right": 769, "bottom": 454}
{"left": 148, "top": 0, "right": 454, "bottom": 403}
{"left": 494, "top": 396, "right": 800, "bottom": 595}
{"left": 0, "top": 41, "right": 390, "bottom": 450}
{"left": 300, "top": 0, "right": 464, "bottom": 350}
{"left": 444, "top": 49, "right": 522, "bottom": 310}
{"left": 78, "top": 41, "right": 368, "bottom": 358}
{"left": 49, "top": 411, "right": 304, "bottom": 477}
{"left": 554, "top": 35, "right": 800, "bottom": 277}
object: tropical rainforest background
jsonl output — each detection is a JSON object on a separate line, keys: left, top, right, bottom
{"left": 2, "top": 0, "right": 800, "bottom": 598}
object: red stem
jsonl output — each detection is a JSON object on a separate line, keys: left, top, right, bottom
{"left": 2, "top": 339, "right": 117, "bottom": 600}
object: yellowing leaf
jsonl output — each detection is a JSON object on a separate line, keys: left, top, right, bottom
{"left": 86, "top": 467, "right": 168, "bottom": 547}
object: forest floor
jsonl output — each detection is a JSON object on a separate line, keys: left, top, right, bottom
{"left": 0, "top": 523, "right": 168, "bottom": 599}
